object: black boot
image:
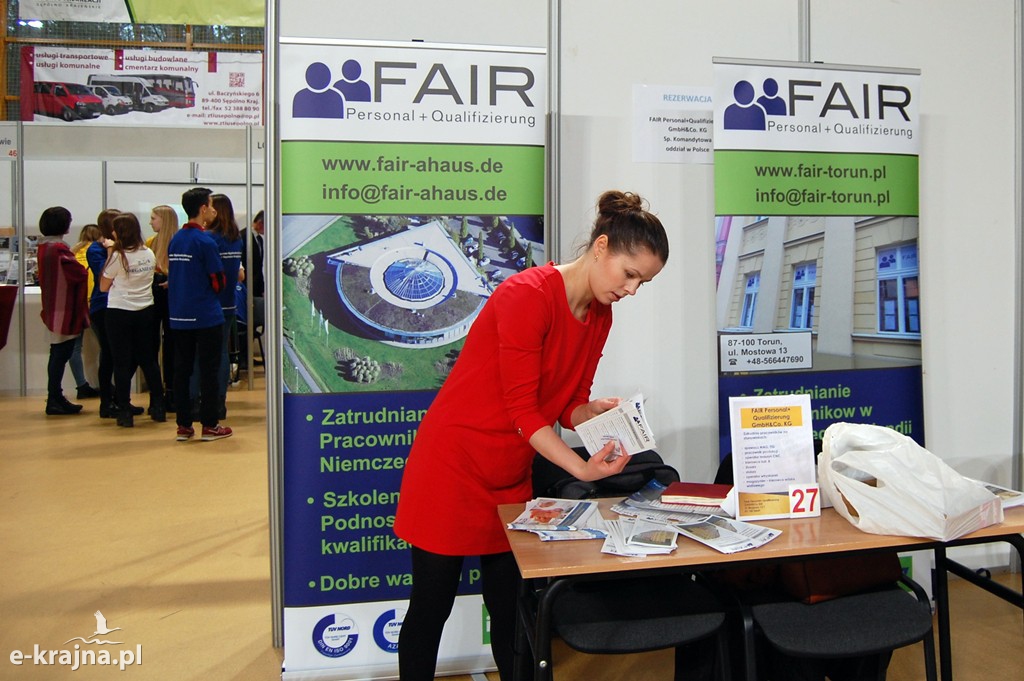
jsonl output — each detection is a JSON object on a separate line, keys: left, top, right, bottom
{"left": 116, "top": 408, "right": 134, "bottom": 428}
{"left": 45, "top": 395, "right": 83, "bottom": 415}
{"left": 149, "top": 399, "right": 167, "bottom": 423}
{"left": 99, "top": 401, "right": 117, "bottom": 418}
{"left": 76, "top": 384, "right": 100, "bottom": 399}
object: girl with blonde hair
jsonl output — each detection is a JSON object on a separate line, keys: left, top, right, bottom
{"left": 148, "top": 204, "right": 180, "bottom": 410}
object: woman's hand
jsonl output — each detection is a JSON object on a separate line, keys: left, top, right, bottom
{"left": 577, "top": 440, "right": 629, "bottom": 481}
{"left": 101, "top": 238, "right": 114, "bottom": 249}
{"left": 571, "top": 396, "right": 621, "bottom": 428}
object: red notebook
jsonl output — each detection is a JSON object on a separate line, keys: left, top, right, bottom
{"left": 661, "top": 482, "right": 732, "bottom": 506}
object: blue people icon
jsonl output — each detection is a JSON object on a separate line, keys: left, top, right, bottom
{"left": 757, "top": 78, "right": 787, "bottom": 116}
{"left": 723, "top": 80, "right": 767, "bottom": 131}
{"left": 293, "top": 62, "right": 346, "bottom": 119}
{"left": 334, "top": 59, "right": 372, "bottom": 103}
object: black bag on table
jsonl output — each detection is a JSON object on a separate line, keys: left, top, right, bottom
{"left": 531, "top": 446, "right": 679, "bottom": 499}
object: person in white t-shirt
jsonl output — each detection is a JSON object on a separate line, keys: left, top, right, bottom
{"left": 99, "top": 212, "right": 166, "bottom": 427}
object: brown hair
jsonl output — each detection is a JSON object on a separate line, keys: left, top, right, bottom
{"left": 587, "top": 190, "right": 669, "bottom": 264}
{"left": 96, "top": 208, "right": 120, "bottom": 240}
{"left": 208, "top": 193, "right": 240, "bottom": 242}
{"left": 109, "top": 212, "right": 144, "bottom": 272}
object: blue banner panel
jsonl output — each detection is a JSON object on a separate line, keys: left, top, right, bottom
{"left": 718, "top": 365, "right": 925, "bottom": 458}
{"left": 283, "top": 390, "right": 481, "bottom": 607}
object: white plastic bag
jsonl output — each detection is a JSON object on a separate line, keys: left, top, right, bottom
{"left": 818, "top": 423, "right": 1003, "bottom": 541}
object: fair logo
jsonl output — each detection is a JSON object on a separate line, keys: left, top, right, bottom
{"left": 723, "top": 76, "right": 912, "bottom": 131}
{"left": 8, "top": 610, "right": 142, "bottom": 671}
{"left": 292, "top": 57, "right": 537, "bottom": 121}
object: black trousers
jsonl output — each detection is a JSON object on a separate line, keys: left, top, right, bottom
{"left": 106, "top": 306, "right": 164, "bottom": 411}
{"left": 172, "top": 324, "right": 222, "bottom": 428}
{"left": 398, "top": 547, "right": 522, "bottom": 681}
{"left": 46, "top": 337, "right": 76, "bottom": 400}
{"left": 89, "top": 307, "right": 114, "bottom": 405}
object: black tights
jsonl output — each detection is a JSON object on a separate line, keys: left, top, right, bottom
{"left": 398, "top": 547, "right": 521, "bottom": 681}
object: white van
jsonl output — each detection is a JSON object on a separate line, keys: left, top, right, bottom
{"left": 88, "top": 85, "right": 132, "bottom": 115}
{"left": 87, "top": 75, "right": 170, "bottom": 113}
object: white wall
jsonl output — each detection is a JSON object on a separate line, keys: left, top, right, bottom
{"left": 8, "top": 1, "right": 1022, "bottom": 499}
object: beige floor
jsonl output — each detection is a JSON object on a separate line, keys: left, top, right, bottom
{"left": 0, "top": 377, "right": 1021, "bottom": 680}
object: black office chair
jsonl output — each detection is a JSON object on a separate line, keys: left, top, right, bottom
{"left": 548, "top": 573, "right": 731, "bottom": 680}
{"left": 713, "top": 452, "right": 937, "bottom": 681}
{"left": 520, "top": 448, "right": 732, "bottom": 680}
{"left": 741, "top": 571, "right": 936, "bottom": 681}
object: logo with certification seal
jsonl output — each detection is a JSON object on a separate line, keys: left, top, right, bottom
{"left": 372, "top": 608, "right": 404, "bottom": 653}
{"left": 311, "top": 614, "right": 358, "bottom": 658}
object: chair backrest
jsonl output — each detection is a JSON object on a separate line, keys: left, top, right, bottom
{"left": 532, "top": 447, "right": 679, "bottom": 499}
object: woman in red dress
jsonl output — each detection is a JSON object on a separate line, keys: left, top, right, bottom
{"left": 394, "top": 190, "right": 669, "bottom": 680}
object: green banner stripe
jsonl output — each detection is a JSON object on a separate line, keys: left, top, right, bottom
{"left": 715, "top": 150, "right": 919, "bottom": 216}
{"left": 282, "top": 141, "right": 545, "bottom": 215}
{"left": 125, "top": 0, "right": 264, "bottom": 27}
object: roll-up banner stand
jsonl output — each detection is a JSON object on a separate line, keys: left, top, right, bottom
{"left": 277, "top": 39, "right": 546, "bottom": 679}
{"left": 712, "top": 59, "right": 924, "bottom": 456}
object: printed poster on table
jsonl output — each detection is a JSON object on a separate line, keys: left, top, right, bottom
{"left": 277, "top": 39, "right": 545, "bottom": 678}
{"left": 18, "top": 0, "right": 264, "bottom": 27}
{"left": 20, "top": 46, "right": 263, "bottom": 127}
{"left": 729, "top": 394, "right": 815, "bottom": 521}
{"left": 713, "top": 58, "right": 924, "bottom": 458}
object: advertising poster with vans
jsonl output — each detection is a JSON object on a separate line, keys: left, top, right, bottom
{"left": 19, "top": 45, "right": 263, "bottom": 127}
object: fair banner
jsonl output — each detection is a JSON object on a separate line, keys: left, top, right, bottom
{"left": 729, "top": 394, "right": 816, "bottom": 521}
{"left": 19, "top": 0, "right": 264, "bottom": 27}
{"left": 713, "top": 59, "right": 924, "bottom": 457}
{"left": 20, "top": 46, "right": 263, "bottom": 128}
{"left": 278, "top": 39, "right": 545, "bottom": 678}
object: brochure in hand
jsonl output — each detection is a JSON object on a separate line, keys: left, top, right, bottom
{"left": 576, "top": 393, "right": 656, "bottom": 457}
{"left": 506, "top": 497, "right": 599, "bottom": 532}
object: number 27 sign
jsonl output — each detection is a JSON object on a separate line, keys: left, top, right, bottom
{"left": 788, "top": 484, "right": 821, "bottom": 518}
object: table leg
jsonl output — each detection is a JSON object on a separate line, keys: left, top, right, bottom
{"left": 934, "top": 545, "right": 952, "bottom": 681}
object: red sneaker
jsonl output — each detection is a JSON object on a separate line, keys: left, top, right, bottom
{"left": 176, "top": 426, "right": 195, "bottom": 442}
{"left": 201, "top": 425, "right": 233, "bottom": 441}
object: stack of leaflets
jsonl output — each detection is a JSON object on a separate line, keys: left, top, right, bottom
{"left": 970, "top": 479, "right": 1024, "bottom": 509}
{"left": 612, "top": 479, "right": 734, "bottom": 519}
{"left": 575, "top": 393, "right": 656, "bottom": 457}
{"left": 506, "top": 497, "right": 608, "bottom": 541}
{"left": 669, "top": 515, "right": 782, "bottom": 554}
{"left": 608, "top": 480, "right": 782, "bottom": 554}
{"left": 601, "top": 517, "right": 678, "bottom": 557}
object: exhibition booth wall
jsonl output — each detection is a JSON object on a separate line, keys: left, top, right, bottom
{"left": 0, "top": 124, "right": 265, "bottom": 396}
{"left": 268, "top": 0, "right": 1022, "bottom": 675}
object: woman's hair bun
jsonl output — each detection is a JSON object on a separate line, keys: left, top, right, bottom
{"left": 597, "top": 190, "right": 644, "bottom": 217}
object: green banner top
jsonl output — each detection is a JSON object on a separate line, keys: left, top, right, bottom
{"left": 715, "top": 150, "right": 919, "bottom": 217}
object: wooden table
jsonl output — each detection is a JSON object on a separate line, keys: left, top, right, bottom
{"left": 499, "top": 501, "right": 1024, "bottom": 681}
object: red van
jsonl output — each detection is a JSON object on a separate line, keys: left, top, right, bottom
{"left": 32, "top": 81, "right": 103, "bottom": 121}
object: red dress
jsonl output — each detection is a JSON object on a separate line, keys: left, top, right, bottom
{"left": 394, "top": 264, "right": 612, "bottom": 555}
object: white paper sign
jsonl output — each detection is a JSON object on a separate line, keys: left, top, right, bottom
{"left": 633, "top": 84, "right": 713, "bottom": 164}
{"left": 720, "top": 332, "right": 812, "bottom": 372}
{"left": 729, "top": 394, "right": 816, "bottom": 521}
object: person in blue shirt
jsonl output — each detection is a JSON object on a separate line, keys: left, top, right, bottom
{"left": 86, "top": 208, "right": 122, "bottom": 417}
{"left": 167, "top": 187, "right": 232, "bottom": 442}
{"left": 189, "top": 193, "right": 243, "bottom": 420}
